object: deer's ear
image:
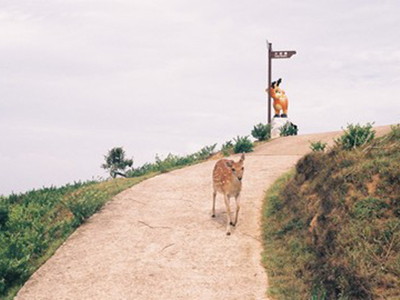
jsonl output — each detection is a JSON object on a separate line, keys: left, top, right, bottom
{"left": 277, "top": 78, "right": 282, "bottom": 86}
{"left": 240, "top": 153, "right": 245, "bottom": 162}
{"left": 226, "top": 160, "right": 233, "bottom": 168}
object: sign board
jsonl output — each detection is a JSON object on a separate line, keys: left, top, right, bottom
{"left": 266, "top": 41, "right": 296, "bottom": 124}
{"left": 271, "top": 51, "right": 296, "bottom": 59}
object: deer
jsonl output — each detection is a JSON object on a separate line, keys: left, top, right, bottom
{"left": 212, "top": 153, "right": 245, "bottom": 235}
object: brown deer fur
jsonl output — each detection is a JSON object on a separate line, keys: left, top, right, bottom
{"left": 212, "top": 154, "right": 245, "bottom": 235}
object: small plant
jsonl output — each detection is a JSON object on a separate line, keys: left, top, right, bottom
{"left": 221, "top": 140, "right": 234, "bottom": 157}
{"left": 309, "top": 140, "right": 327, "bottom": 152}
{"left": 233, "top": 136, "right": 253, "bottom": 153}
{"left": 335, "top": 123, "right": 375, "bottom": 150}
{"left": 221, "top": 140, "right": 233, "bottom": 149}
{"left": 251, "top": 123, "right": 271, "bottom": 141}
{"left": 388, "top": 124, "right": 400, "bottom": 140}
{"left": 196, "top": 144, "right": 217, "bottom": 160}
{"left": 280, "top": 122, "right": 298, "bottom": 137}
{"left": 101, "top": 147, "right": 133, "bottom": 178}
{"left": 310, "top": 285, "right": 327, "bottom": 300}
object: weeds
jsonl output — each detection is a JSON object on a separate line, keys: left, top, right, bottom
{"left": 309, "top": 140, "right": 327, "bottom": 152}
{"left": 335, "top": 123, "right": 375, "bottom": 150}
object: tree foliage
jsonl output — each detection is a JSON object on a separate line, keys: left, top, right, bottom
{"left": 101, "top": 147, "right": 133, "bottom": 178}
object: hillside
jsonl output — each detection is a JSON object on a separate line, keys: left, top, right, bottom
{"left": 262, "top": 124, "right": 400, "bottom": 299}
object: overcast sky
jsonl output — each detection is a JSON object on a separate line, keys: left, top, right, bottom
{"left": 1, "top": 0, "right": 399, "bottom": 195}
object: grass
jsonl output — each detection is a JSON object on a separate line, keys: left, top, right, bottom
{"left": 262, "top": 124, "right": 400, "bottom": 299}
{"left": 0, "top": 173, "right": 155, "bottom": 299}
{"left": 126, "top": 144, "right": 217, "bottom": 177}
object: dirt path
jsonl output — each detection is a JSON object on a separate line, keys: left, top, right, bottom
{"left": 16, "top": 127, "right": 391, "bottom": 300}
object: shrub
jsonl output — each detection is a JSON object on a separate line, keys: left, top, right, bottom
{"left": 251, "top": 123, "right": 271, "bottom": 141}
{"left": 221, "top": 140, "right": 233, "bottom": 150}
{"left": 101, "top": 147, "right": 133, "bottom": 178}
{"left": 221, "top": 140, "right": 234, "bottom": 157}
{"left": 196, "top": 144, "right": 217, "bottom": 160}
{"left": 309, "top": 140, "right": 327, "bottom": 152}
{"left": 233, "top": 136, "right": 253, "bottom": 153}
{"left": 335, "top": 123, "right": 375, "bottom": 150}
{"left": 280, "top": 122, "right": 298, "bottom": 137}
{"left": 388, "top": 124, "right": 400, "bottom": 141}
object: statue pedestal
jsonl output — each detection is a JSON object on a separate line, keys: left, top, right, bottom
{"left": 271, "top": 117, "right": 292, "bottom": 138}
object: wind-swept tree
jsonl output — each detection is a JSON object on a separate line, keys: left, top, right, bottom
{"left": 101, "top": 147, "right": 133, "bottom": 178}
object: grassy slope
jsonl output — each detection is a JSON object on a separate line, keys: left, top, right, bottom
{"left": 262, "top": 126, "right": 400, "bottom": 299}
{"left": 0, "top": 173, "right": 155, "bottom": 299}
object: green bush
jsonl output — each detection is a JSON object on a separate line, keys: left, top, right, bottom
{"left": 251, "top": 123, "right": 271, "bottom": 141}
{"left": 309, "top": 140, "right": 327, "bottom": 152}
{"left": 335, "top": 123, "right": 375, "bottom": 150}
{"left": 233, "top": 136, "right": 253, "bottom": 153}
{"left": 280, "top": 122, "right": 298, "bottom": 137}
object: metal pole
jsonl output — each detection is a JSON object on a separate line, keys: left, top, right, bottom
{"left": 267, "top": 42, "right": 272, "bottom": 124}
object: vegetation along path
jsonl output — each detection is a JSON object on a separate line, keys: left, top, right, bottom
{"left": 16, "top": 126, "right": 390, "bottom": 299}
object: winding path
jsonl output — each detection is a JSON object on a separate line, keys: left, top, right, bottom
{"left": 16, "top": 127, "right": 390, "bottom": 300}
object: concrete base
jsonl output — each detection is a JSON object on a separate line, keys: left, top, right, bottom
{"left": 271, "top": 117, "right": 292, "bottom": 138}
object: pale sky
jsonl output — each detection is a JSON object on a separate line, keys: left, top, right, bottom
{"left": 1, "top": 0, "right": 399, "bottom": 195}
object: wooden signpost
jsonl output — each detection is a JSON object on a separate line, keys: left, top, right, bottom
{"left": 266, "top": 41, "right": 296, "bottom": 124}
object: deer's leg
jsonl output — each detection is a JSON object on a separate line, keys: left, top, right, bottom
{"left": 223, "top": 194, "right": 232, "bottom": 235}
{"left": 233, "top": 195, "right": 241, "bottom": 227}
{"left": 228, "top": 196, "right": 234, "bottom": 226}
{"left": 212, "top": 190, "right": 216, "bottom": 218}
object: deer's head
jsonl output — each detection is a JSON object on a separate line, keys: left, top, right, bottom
{"left": 226, "top": 153, "right": 245, "bottom": 181}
